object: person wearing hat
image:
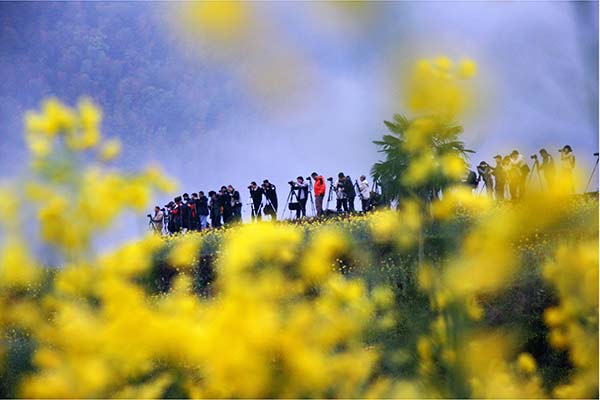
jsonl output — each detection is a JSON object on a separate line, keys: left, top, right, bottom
{"left": 491, "top": 155, "right": 505, "bottom": 200}
{"left": 559, "top": 145, "right": 576, "bottom": 193}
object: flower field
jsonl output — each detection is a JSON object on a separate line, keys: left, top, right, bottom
{"left": 0, "top": 53, "right": 598, "bottom": 398}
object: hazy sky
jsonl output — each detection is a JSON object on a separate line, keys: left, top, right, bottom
{"left": 0, "top": 1, "right": 598, "bottom": 237}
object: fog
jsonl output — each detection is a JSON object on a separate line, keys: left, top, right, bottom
{"left": 0, "top": 2, "right": 597, "bottom": 243}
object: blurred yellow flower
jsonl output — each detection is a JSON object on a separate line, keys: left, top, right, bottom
{"left": 98, "top": 138, "right": 121, "bottom": 161}
{"left": 517, "top": 352, "right": 537, "bottom": 374}
{"left": 458, "top": 58, "right": 478, "bottom": 79}
{"left": 0, "top": 240, "right": 40, "bottom": 288}
{"left": 167, "top": 235, "right": 202, "bottom": 269}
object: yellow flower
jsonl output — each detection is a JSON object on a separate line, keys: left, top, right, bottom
{"left": 417, "top": 263, "right": 435, "bottom": 291}
{"left": 77, "top": 98, "right": 102, "bottom": 132}
{"left": 0, "top": 240, "right": 40, "bottom": 288}
{"left": 548, "top": 329, "right": 569, "bottom": 349}
{"left": 369, "top": 210, "right": 400, "bottom": 243}
{"left": 167, "top": 235, "right": 202, "bottom": 270}
{"left": 440, "top": 153, "right": 467, "bottom": 179}
{"left": 434, "top": 56, "right": 453, "bottom": 71}
{"left": 371, "top": 286, "right": 394, "bottom": 308}
{"left": 42, "top": 98, "right": 77, "bottom": 135}
{"left": 301, "top": 228, "right": 347, "bottom": 282}
{"left": 406, "top": 56, "right": 477, "bottom": 117}
{"left": 517, "top": 352, "right": 537, "bottom": 374}
{"left": 0, "top": 185, "right": 19, "bottom": 226}
{"left": 181, "top": 1, "right": 249, "bottom": 41}
{"left": 98, "top": 138, "right": 121, "bottom": 161}
{"left": 458, "top": 58, "right": 478, "bottom": 79}
{"left": 543, "top": 307, "right": 564, "bottom": 327}
{"left": 25, "top": 132, "right": 53, "bottom": 157}
{"left": 465, "top": 296, "right": 484, "bottom": 321}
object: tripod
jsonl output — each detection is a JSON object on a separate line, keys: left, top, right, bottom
{"left": 281, "top": 184, "right": 301, "bottom": 220}
{"left": 248, "top": 200, "right": 263, "bottom": 222}
{"left": 584, "top": 153, "right": 599, "bottom": 193}
{"left": 370, "top": 179, "right": 382, "bottom": 209}
{"left": 477, "top": 179, "right": 487, "bottom": 195}
{"left": 162, "top": 211, "right": 170, "bottom": 235}
{"left": 248, "top": 188, "right": 265, "bottom": 222}
{"left": 147, "top": 215, "right": 160, "bottom": 234}
{"left": 325, "top": 180, "right": 335, "bottom": 212}
{"left": 527, "top": 160, "right": 544, "bottom": 191}
{"left": 264, "top": 197, "right": 275, "bottom": 220}
{"left": 372, "top": 179, "right": 381, "bottom": 195}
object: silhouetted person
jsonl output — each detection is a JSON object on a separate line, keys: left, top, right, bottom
{"left": 249, "top": 181, "right": 263, "bottom": 221}
{"left": 539, "top": 148, "right": 555, "bottom": 190}
{"left": 311, "top": 172, "right": 326, "bottom": 216}
{"left": 335, "top": 173, "right": 348, "bottom": 212}
{"left": 197, "top": 191, "right": 209, "bottom": 229}
{"left": 358, "top": 175, "right": 371, "bottom": 212}
{"left": 189, "top": 193, "right": 199, "bottom": 230}
{"left": 477, "top": 161, "right": 494, "bottom": 196}
{"left": 343, "top": 173, "right": 356, "bottom": 212}
{"left": 492, "top": 154, "right": 506, "bottom": 200}
{"left": 209, "top": 191, "right": 221, "bottom": 228}
{"left": 180, "top": 193, "right": 192, "bottom": 230}
{"left": 150, "top": 206, "right": 164, "bottom": 233}
{"left": 262, "top": 180, "right": 278, "bottom": 220}
{"left": 559, "top": 145, "right": 576, "bottom": 193}
{"left": 509, "top": 150, "right": 528, "bottom": 200}
{"left": 228, "top": 185, "right": 242, "bottom": 223}
{"left": 219, "top": 186, "right": 232, "bottom": 224}
{"left": 291, "top": 176, "right": 308, "bottom": 219}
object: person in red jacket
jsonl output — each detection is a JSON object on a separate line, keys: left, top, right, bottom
{"left": 311, "top": 172, "right": 326, "bottom": 216}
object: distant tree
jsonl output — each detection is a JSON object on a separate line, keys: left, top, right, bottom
{"left": 371, "top": 113, "right": 473, "bottom": 205}
{"left": 371, "top": 113, "right": 473, "bottom": 264}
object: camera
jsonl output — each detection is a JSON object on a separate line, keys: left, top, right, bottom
{"left": 247, "top": 185, "right": 253, "bottom": 189}
{"left": 594, "top": 153, "right": 599, "bottom": 156}
{"left": 530, "top": 154, "right": 537, "bottom": 160}
{"left": 327, "top": 177, "right": 333, "bottom": 182}
{"left": 306, "top": 176, "right": 312, "bottom": 181}
{"left": 146, "top": 214, "right": 152, "bottom": 218}
{"left": 288, "top": 180, "right": 295, "bottom": 185}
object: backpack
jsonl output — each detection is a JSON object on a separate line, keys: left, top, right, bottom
{"left": 466, "top": 170, "right": 478, "bottom": 187}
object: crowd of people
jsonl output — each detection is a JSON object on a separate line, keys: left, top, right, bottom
{"left": 148, "top": 145, "right": 579, "bottom": 234}
{"left": 148, "top": 172, "right": 376, "bottom": 234}
{"left": 468, "top": 145, "right": 577, "bottom": 200}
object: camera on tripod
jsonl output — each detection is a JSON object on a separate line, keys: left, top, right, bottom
{"left": 146, "top": 214, "right": 152, "bottom": 218}
{"left": 305, "top": 176, "right": 312, "bottom": 181}
{"left": 530, "top": 154, "right": 538, "bottom": 160}
{"left": 327, "top": 177, "right": 333, "bottom": 182}
{"left": 288, "top": 180, "right": 295, "bottom": 186}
